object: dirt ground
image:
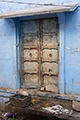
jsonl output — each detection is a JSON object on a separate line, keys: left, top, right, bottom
{"left": 0, "top": 98, "right": 71, "bottom": 120}
{"left": 30, "top": 98, "right": 72, "bottom": 109}
{"left": 0, "top": 97, "right": 77, "bottom": 120}
{"left": 0, "top": 112, "right": 66, "bottom": 120}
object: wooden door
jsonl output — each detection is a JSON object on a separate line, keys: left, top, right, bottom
{"left": 21, "top": 18, "right": 59, "bottom": 93}
{"left": 41, "top": 18, "right": 59, "bottom": 93}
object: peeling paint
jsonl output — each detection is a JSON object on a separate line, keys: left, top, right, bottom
{"left": 67, "top": 47, "right": 80, "bottom": 53}
{"left": 67, "top": 47, "right": 69, "bottom": 49}
{"left": 75, "top": 81, "right": 80, "bottom": 85}
{"left": 77, "top": 47, "right": 79, "bottom": 51}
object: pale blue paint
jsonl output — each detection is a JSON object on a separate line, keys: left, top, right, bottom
{"left": 14, "top": 18, "right": 20, "bottom": 89}
{"left": 65, "top": 8, "right": 80, "bottom": 95}
{"left": 57, "top": 13, "right": 65, "bottom": 94}
{"left": 0, "top": 0, "right": 80, "bottom": 98}
{"left": 0, "top": 18, "right": 17, "bottom": 89}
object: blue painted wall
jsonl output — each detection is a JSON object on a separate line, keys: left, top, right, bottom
{"left": 0, "top": 18, "right": 17, "bottom": 89}
{"left": 65, "top": 8, "right": 80, "bottom": 95}
{"left": 0, "top": 0, "right": 80, "bottom": 95}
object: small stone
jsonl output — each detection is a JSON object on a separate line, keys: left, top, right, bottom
{"left": 40, "top": 87, "right": 45, "bottom": 91}
{"left": 21, "top": 91, "right": 28, "bottom": 96}
{"left": 72, "top": 100, "right": 80, "bottom": 111}
{"left": 69, "top": 110, "right": 73, "bottom": 115}
{"left": 63, "top": 109, "right": 69, "bottom": 113}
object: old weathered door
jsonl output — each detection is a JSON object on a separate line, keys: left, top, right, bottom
{"left": 21, "top": 18, "right": 59, "bottom": 93}
{"left": 21, "top": 20, "right": 40, "bottom": 88}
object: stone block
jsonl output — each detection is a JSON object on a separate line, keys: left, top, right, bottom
{"left": 45, "top": 84, "right": 58, "bottom": 93}
{"left": 72, "top": 100, "right": 80, "bottom": 111}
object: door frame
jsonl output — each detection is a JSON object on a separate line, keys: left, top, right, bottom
{"left": 15, "top": 13, "right": 65, "bottom": 94}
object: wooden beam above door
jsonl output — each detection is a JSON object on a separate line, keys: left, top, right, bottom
{"left": 0, "top": 3, "right": 79, "bottom": 19}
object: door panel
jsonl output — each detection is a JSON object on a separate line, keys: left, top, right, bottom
{"left": 41, "top": 18, "right": 59, "bottom": 93}
{"left": 22, "top": 36, "right": 39, "bottom": 46}
{"left": 22, "top": 21, "right": 39, "bottom": 33}
{"left": 23, "top": 62, "right": 38, "bottom": 72}
{"left": 43, "top": 35, "right": 57, "bottom": 47}
{"left": 23, "top": 49, "right": 38, "bottom": 59}
{"left": 43, "top": 19, "right": 57, "bottom": 32}
{"left": 41, "top": 63, "right": 58, "bottom": 75}
{"left": 21, "top": 20, "right": 40, "bottom": 87}
{"left": 23, "top": 74, "right": 38, "bottom": 84}
{"left": 42, "top": 49, "right": 58, "bottom": 61}
{"left": 43, "top": 76, "right": 58, "bottom": 85}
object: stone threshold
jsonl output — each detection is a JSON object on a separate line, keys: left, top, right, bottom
{"left": 0, "top": 87, "right": 80, "bottom": 102}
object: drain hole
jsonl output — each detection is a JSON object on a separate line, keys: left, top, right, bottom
{"left": 49, "top": 54, "right": 52, "bottom": 57}
{"left": 49, "top": 69, "right": 52, "bottom": 72}
{"left": 29, "top": 53, "right": 32, "bottom": 57}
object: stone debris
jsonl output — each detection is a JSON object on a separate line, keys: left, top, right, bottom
{"left": 21, "top": 91, "right": 29, "bottom": 96}
{"left": 69, "top": 110, "right": 73, "bottom": 115}
{"left": 42, "top": 105, "right": 73, "bottom": 115}
{"left": 2, "top": 113, "right": 8, "bottom": 117}
{"left": 40, "top": 87, "right": 45, "bottom": 91}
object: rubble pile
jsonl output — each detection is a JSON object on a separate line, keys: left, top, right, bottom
{"left": 42, "top": 105, "right": 73, "bottom": 115}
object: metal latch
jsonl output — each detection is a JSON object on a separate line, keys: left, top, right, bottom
{"left": 16, "top": 43, "right": 19, "bottom": 47}
{"left": 58, "top": 42, "right": 60, "bottom": 46}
